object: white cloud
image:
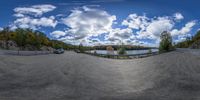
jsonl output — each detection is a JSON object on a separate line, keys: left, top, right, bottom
{"left": 106, "top": 28, "right": 132, "bottom": 41}
{"left": 62, "top": 6, "right": 116, "bottom": 39}
{"left": 171, "top": 21, "right": 196, "bottom": 36}
{"left": 11, "top": 4, "right": 57, "bottom": 30}
{"left": 59, "top": 11, "right": 195, "bottom": 46}
{"left": 122, "top": 13, "right": 149, "bottom": 30}
{"left": 12, "top": 16, "right": 57, "bottom": 30}
{"left": 14, "top": 4, "right": 56, "bottom": 17}
{"left": 11, "top": 5, "right": 195, "bottom": 47}
{"left": 139, "top": 17, "right": 174, "bottom": 39}
{"left": 112, "top": 13, "right": 191, "bottom": 46}
{"left": 50, "top": 30, "right": 66, "bottom": 38}
{"left": 174, "top": 13, "right": 184, "bottom": 21}
{"left": 174, "top": 33, "right": 194, "bottom": 44}
{"left": 121, "top": 14, "right": 176, "bottom": 43}
{"left": 13, "top": 13, "right": 25, "bottom": 17}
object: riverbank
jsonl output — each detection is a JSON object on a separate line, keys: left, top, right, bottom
{"left": 0, "top": 49, "right": 200, "bottom": 100}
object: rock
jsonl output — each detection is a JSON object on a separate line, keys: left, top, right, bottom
{"left": 7, "top": 40, "right": 19, "bottom": 50}
{"left": 24, "top": 44, "right": 35, "bottom": 51}
{"left": 40, "top": 46, "right": 54, "bottom": 51}
{"left": 190, "top": 40, "right": 200, "bottom": 49}
{"left": 0, "top": 40, "right": 19, "bottom": 50}
{"left": 0, "top": 40, "right": 6, "bottom": 49}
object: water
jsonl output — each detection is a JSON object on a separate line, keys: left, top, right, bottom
{"left": 87, "top": 49, "right": 159, "bottom": 55}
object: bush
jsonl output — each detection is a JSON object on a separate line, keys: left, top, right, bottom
{"left": 118, "top": 47, "right": 126, "bottom": 55}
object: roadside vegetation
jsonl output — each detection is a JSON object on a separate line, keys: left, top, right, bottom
{"left": 175, "top": 30, "right": 200, "bottom": 48}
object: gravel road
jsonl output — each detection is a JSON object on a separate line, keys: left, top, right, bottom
{"left": 0, "top": 49, "right": 200, "bottom": 100}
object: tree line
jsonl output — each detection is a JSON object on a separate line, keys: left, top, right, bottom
{"left": 175, "top": 30, "right": 200, "bottom": 48}
{"left": 0, "top": 27, "right": 74, "bottom": 50}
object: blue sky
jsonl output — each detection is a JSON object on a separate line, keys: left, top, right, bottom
{"left": 0, "top": 0, "right": 200, "bottom": 46}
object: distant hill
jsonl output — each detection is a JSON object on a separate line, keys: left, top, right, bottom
{"left": 176, "top": 30, "right": 200, "bottom": 49}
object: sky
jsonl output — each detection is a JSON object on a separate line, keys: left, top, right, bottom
{"left": 0, "top": 0, "right": 200, "bottom": 47}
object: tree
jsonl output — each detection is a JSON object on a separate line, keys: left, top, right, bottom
{"left": 9, "top": 32, "right": 17, "bottom": 41}
{"left": 1, "top": 27, "right": 10, "bottom": 49}
{"left": 175, "top": 30, "right": 200, "bottom": 48}
{"left": 159, "top": 31, "right": 173, "bottom": 52}
{"left": 118, "top": 47, "right": 126, "bottom": 55}
{"left": 15, "top": 28, "right": 26, "bottom": 50}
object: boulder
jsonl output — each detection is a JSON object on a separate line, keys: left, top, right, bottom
{"left": 7, "top": 40, "right": 19, "bottom": 50}
{"left": 24, "top": 44, "right": 35, "bottom": 51}
{"left": 0, "top": 40, "right": 6, "bottom": 49}
{"left": 40, "top": 46, "right": 54, "bottom": 51}
{"left": 0, "top": 40, "right": 19, "bottom": 50}
{"left": 190, "top": 40, "right": 200, "bottom": 49}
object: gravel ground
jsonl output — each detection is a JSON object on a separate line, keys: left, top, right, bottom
{"left": 0, "top": 49, "right": 200, "bottom": 100}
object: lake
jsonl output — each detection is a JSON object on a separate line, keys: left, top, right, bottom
{"left": 86, "top": 49, "right": 159, "bottom": 55}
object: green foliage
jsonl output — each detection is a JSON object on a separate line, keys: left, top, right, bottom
{"left": 175, "top": 30, "right": 200, "bottom": 48}
{"left": 0, "top": 27, "right": 11, "bottom": 49}
{"left": 0, "top": 28, "right": 72, "bottom": 50}
{"left": 15, "top": 28, "right": 26, "bottom": 49}
{"left": 118, "top": 47, "right": 126, "bottom": 55}
{"left": 159, "top": 31, "right": 173, "bottom": 52}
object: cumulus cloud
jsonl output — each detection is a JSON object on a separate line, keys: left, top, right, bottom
{"left": 106, "top": 28, "right": 132, "bottom": 41}
{"left": 12, "top": 4, "right": 57, "bottom": 30}
{"left": 122, "top": 14, "right": 149, "bottom": 30}
{"left": 13, "top": 13, "right": 25, "bottom": 17}
{"left": 57, "top": 10, "right": 195, "bottom": 46}
{"left": 14, "top": 4, "right": 56, "bottom": 17}
{"left": 12, "top": 16, "right": 57, "bottom": 30}
{"left": 62, "top": 6, "right": 116, "bottom": 39}
{"left": 121, "top": 14, "right": 175, "bottom": 42}
{"left": 10, "top": 4, "right": 196, "bottom": 47}
{"left": 109, "top": 12, "right": 194, "bottom": 46}
{"left": 120, "top": 15, "right": 175, "bottom": 45}
{"left": 50, "top": 30, "right": 66, "bottom": 38}
{"left": 174, "top": 12, "right": 184, "bottom": 21}
{"left": 139, "top": 17, "right": 174, "bottom": 39}
{"left": 171, "top": 21, "right": 196, "bottom": 36}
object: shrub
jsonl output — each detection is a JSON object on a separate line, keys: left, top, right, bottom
{"left": 118, "top": 47, "right": 126, "bottom": 55}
